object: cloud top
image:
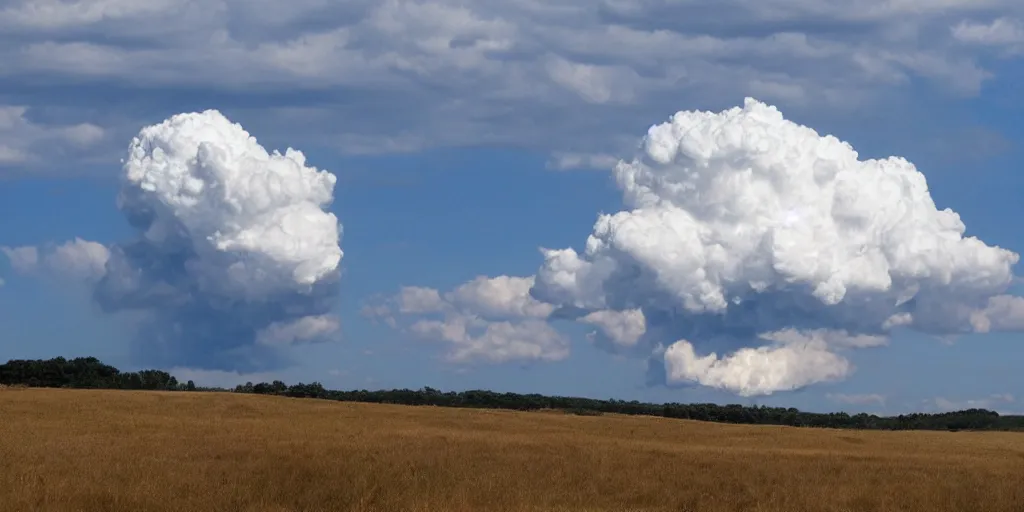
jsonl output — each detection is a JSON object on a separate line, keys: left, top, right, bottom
{"left": 88, "top": 109, "right": 344, "bottom": 369}
{"left": 117, "top": 110, "right": 342, "bottom": 300}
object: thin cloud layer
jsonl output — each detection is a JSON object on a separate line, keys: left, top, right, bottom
{"left": 929, "top": 393, "right": 1016, "bottom": 414}
{"left": 826, "top": 393, "right": 887, "bottom": 408}
{"left": 953, "top": 17, "right": 1024, "bottom": 51}
{"left": 0, "top": 105, "right": 104, "bottom": 170}
{"left": 1, "top": 1, "right": 1022, "bottom": 164}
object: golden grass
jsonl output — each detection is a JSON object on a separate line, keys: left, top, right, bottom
{"left": 1, "top": 389, "right": 1023, "bottom": 512}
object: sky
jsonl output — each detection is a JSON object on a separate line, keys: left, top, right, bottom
{"left": 2, "top": 0, "right": 1024, "bottom": 416}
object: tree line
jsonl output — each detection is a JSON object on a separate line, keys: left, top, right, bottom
{"left": 3, "top": 356, "right": 1022, "bottom": 432}
{"left": 0, "top": 356, "right": 189, "bottom": 391}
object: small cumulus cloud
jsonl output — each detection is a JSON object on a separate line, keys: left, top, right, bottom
{"left": 369, "top": 274, "right": 658, "bottom": 364}
{"left": 411, "top": 316, "right": 569, "bottom": 364}
{"left": 664, "top": 339, "right": 851, "bottom": 397}
{"left": 2, "top": 238, "right": 109, "bottom": 283}
{"left": 969, "top": 295, "right": 1024, "bottom": 333}
{"left": 366, "top": 275, "right": 568, "bottom": 364}
{"left": 0, "top": 106, "right": 105, "bottom": 170}
{"left": 578, "top": 309, "right": 647, "bottom": 349}
{"left": 255, "top": 314, "right": 342, "bottom": 347}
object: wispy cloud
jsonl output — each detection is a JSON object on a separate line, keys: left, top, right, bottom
{"left": 826, "top": 393, "right": 887, "bottom": 408}
{"left": 0, "top": 106, "right": 105, "bottom": 171}
{"left": 929, "top": 393, "right": 1016, "bottom": 413}
{"left": 953, "top": 17, "right": 1024, "bottom": 53}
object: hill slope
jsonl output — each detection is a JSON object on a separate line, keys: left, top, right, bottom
{"left": 1, "top": 388, "right": 1022, "bottom": 512}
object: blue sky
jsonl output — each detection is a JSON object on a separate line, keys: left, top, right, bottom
{"left": 1, "top": 0, "right": 1023, "bottom": 415}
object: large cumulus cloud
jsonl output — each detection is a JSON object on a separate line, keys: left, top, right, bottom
{"left": 374, "top": 97, "right": 1024, "bottom": 396}
{"left": 5, "top": 110, "right": 344, "bottom": 370}
{"left": 530, "top": 97, "right": 1022, "bottom": 396}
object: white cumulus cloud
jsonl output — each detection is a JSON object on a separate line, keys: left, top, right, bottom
{"left": 447, "top": 275, "right": 555, "bottom": 319}
{"left": 530, "top": 97, "right": 1022, "bottom": 396}
{"left": 26, "top": 109, "right": 349, "bottom": 371}
{"left": 0, "top": 105, "right": 105, "bottom": 170}
{"left": 969, "top": 295, "right": 1024, "bottom": 332}
{"left": 2, "top": 238, "right": 110, "bottom": 282}
{"left": 579, "top": 309, "right": 647, "bottom": 348}
{"left": 411, "top": 316, "right": 569, "bottom": 364}
{"left": 367, "top": 275, "right": 569, "bottom": 364}
{"left": 116, "top": 110, "right": 342, "bottom": 300}
{"left": 371, "top": 275, "right": 659, "bottom": 363}
{"left": 664, "top": 338, "right": 852, "bottom": 397}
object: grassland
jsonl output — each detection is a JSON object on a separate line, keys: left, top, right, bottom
{"left": 1, "top": 388, "right": 1022, "bottom": 512}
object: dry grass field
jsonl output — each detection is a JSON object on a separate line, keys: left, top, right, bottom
{"left": 1, "top": 388, "right": 1023, "bottom": 512}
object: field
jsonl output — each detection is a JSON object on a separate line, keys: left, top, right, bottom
{"left": 1, "top": 389, "right": 1023, "bottom": 512}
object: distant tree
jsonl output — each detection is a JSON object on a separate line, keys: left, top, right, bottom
{"left": 4, "top": 356, "right": 1024, "bottom": 432}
